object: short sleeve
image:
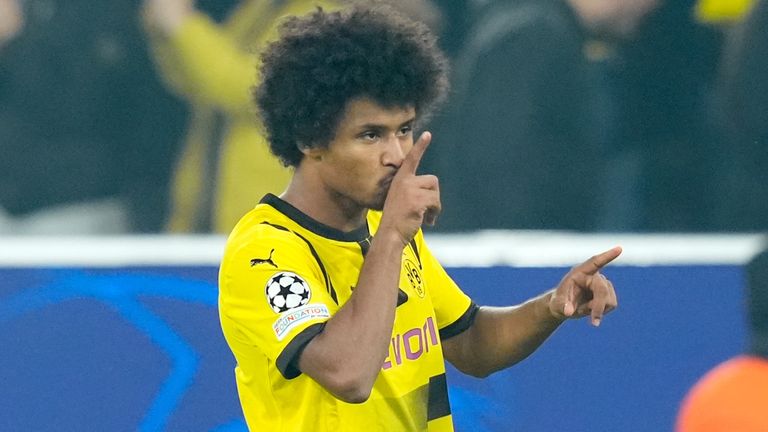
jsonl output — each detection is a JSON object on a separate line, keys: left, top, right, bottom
{"left": 416, "top": 233, "right": 478, "bottom": 340}
{"left": 219, "top": 224, "right": 339, "bottom": 379}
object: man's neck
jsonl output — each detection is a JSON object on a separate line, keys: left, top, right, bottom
{"left": 281, "top": 170, "right": 368, "bottom": 233}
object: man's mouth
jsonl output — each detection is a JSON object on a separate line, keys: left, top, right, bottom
{"left": 379, "top": 175, "right": 394, "bottom": 192}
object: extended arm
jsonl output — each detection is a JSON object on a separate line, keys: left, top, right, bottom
{"left": 443, "top": 247, "right": 621, "bottom": 377}
{"left": 443, "top": 292, "right": 563, "bottom": 377}
{"left": 297, "top": 229, "right": 405, "bottom": 403}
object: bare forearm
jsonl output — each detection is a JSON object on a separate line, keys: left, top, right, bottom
{"left": 322, "top": 234, "right": 402, "bottom": 372}
{"left": 445, "top": 247, "right": 622, "bottom": 377}
{"left": 456, "top": 291, "right": 564, "bottom": 377}
{"left": 299, "top": 133, "right": 438, "bottom": 401}
{"left": 299, "top": 232, "right": 404, "bottom": 401}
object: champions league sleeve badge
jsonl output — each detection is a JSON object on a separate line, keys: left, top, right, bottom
{"left": 266, "top": 272, "right": 330, "bottom": 341}
{"left": 265, "top": 271, "right": 311, "bottom": 313}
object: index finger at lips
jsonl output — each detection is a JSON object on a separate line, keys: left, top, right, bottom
{"left": 399, "top": 132, "right": 432, "bottom": 175}
{"left": 577, "top": 246, "right": 623, "bottom": 275}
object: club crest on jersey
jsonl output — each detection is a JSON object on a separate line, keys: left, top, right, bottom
{"left": 265, "top": 272, "right": 311, "bottom": 313}
{"left": 404, "top": 258, "right": 425, "bottom": 298}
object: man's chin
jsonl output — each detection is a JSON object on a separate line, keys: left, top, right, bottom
{"left": 369, "top": 197, "right": 385, "bottom": 211}
{"left": 369, "top": 194, "right": 387, "bottom": 211}
{"left": 366, "top": 187, "right": 389, "bottom": 211}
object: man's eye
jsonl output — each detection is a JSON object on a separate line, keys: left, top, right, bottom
{"left": 361, "top": 132, "right": 379, "bottom": 140}
{"left": 397, "top": 126, "right": 413, "bottom": 136}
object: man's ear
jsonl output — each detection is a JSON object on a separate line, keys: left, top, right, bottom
{"left": 298, "top": 142, "right": 323, "bottom": 161}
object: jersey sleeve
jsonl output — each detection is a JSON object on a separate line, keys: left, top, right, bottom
{"left": 416, "top": 232, "right": 479, "bottom": 340}
{"left": 219, "top": 224, "right": 339, "bottom": 379}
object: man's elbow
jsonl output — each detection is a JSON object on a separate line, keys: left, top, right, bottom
{"left": 326, "top": 374, "right": 374, "bottom": 404}
{"left": 467, "top": 368, "right": 493, "bottom": 379}
{"left": 454, "top": 353, "right": 530, "bottom": 378}
{"left": 300, "top": 345, "right": 376, "bottom": 403}
{"left": 335, "top": 387, "right": 372, "bottom": 404}
{"left": 447, "top": 345, "right": 495, "bottom": 378}
{"left": 454, "top": 362, "right": 494, "bottom": 379}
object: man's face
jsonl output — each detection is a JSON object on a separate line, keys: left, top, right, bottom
{"left": 314, "top": 97, "right": 416, "bottom": 212}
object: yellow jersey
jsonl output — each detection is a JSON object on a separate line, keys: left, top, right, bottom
{"left": 219, "top": 194, "right": 477, "bottom": 431}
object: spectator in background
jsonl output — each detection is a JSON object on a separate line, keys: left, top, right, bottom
{"left": 603, "top": 0, "right": 725, "bottom": 232}
{"left": 711, "top": 0, "right": 767, "bottom": 232}
{"left": 142, "top": 0, "right": 343, "bottom": 234}
{"left": 0, "top": 0, "right": 187, "bottom": 234}
{"left": 428, "top": 0, "right": 472, "bottom": 58}
{"left": 676, "top": 248, "right": 768, "bottom": 431}
{"left": 428, "top": 0, "right": 660, "bottom": 232}
{"left": 143, "top": 0, "right": 444, "bottom": 234}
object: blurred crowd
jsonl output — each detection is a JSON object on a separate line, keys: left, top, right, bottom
{"left": 0, "top": 0, "right": 765, "bottom": 235}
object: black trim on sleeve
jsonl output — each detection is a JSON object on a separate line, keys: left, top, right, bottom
{"left": 276, "top": 322, "right": 326, "bottom": 380}
{"left": 427, "top": 373, "right": 451, "bottom": 421}
{"left": 408, "top": 238, "right": 422, "bottom": 269}
{"left": 439, "top": 302, "right": 480, "bottom": 340}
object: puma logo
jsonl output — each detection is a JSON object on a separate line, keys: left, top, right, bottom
{"left": 250, "top": 249, "right": 278, "bottom": 268}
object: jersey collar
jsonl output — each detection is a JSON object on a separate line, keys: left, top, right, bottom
{"left": 260, "top": 194, "right": 371, "bottom": 243}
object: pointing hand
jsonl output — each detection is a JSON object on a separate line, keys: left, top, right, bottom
{"left": 549, "top": 246, "right": 622, "bottom": 326}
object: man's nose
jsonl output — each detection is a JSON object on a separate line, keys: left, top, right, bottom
{"left": 381, "top": 134, "right": 406, "bottom": 167}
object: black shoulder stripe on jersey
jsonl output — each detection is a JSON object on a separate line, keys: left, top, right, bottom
{"left": 292, "top": 231, "right": 339, "bottom": 304}
{"left": 261, "top": 221, "right": 290, "bottom": 232}
{"left": 396, "top": 289, "right": 408, "bottom": 307}
{"left": 261, "top": 193, "right": 370, "bottom": 242}
{"left": 408, "top": 238, "right": 422, "bottom": 269}
{"left": 276, "top": 322, "right": 326, "bottom": 380}
{"left": 261, "top": 222, "right": 339, "bottom": 305}
{"left": 427, "top": 373, "right": 451, "bottom": 421}
{"left": 439, "top": 302, "right": 480, "bottom": 340}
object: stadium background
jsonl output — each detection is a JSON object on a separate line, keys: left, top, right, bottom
{"left": 2, "top": 0, "right": 767, "bottom": 430}
{"left": 1, "top": 233, "right": 764, "bottom": 431}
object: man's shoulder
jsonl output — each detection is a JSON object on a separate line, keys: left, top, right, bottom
{"left": 224, "top": 204, "right": 311, "bottom": 259}
{"left": 221, "top": 219, "right": 325, "bottom": 291}
{"left": 231, "top": 203, "right": 294, "bottom": 236}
